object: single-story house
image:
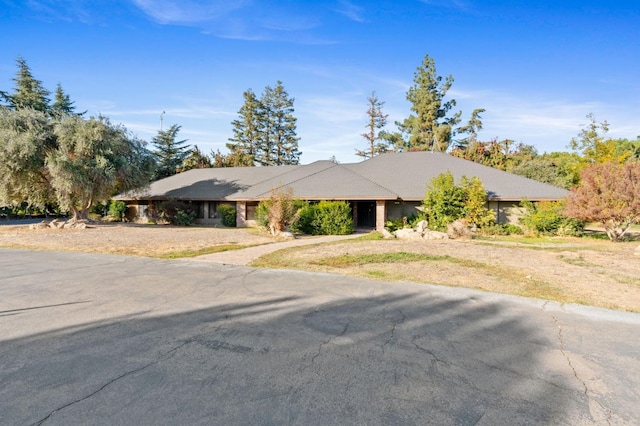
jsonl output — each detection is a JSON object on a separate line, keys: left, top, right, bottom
{"left": 116, "top": 151, "right": 568, "bottom": 231}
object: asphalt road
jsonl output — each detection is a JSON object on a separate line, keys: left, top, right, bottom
{"left": 1, "top": 248, "right": 639, "bottom": 425}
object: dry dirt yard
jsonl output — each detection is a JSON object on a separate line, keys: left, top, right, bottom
{"left": 1, "top": 222, "right": 639, "bottom": 312}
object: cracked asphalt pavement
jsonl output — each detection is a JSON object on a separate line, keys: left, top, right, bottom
{"left": 1, "top": 248, "right": 639, "bottom": 425}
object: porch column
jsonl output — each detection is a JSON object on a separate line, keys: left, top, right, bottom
{"left": 236, "top": 202, "right": 247, "bottom": 227}
{"left": 375, "top": 200, "right": 386, "bottom": 232}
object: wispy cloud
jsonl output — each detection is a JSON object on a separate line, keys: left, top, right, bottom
{"left": 131, "top": 0, "right": 338, "bottom": 44}
{"left": 131, "top": 0, "right": 245, "bottom": 24}
{"left": 335, "top": 0, "right": 366, "bottom": 23}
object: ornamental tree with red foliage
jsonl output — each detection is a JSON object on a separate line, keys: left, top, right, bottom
{"left": 564, "top": 162, "right": 640, "bottom": 241}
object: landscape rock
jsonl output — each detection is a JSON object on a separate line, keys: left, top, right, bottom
{"left": 49, "top": 219, "right": 64, "bottom": 229}
{"left": 29, "top": 221, "right": 50, "bottom": 230}
{"left": 423, "top": 230, "right": 449, "bottom": 240}
{"left": 278, "top": 231, "right": 295, "bottom": 239}
{"left": 380, "top": 228, "right": 395, "bottom": 239}
{"left": 415, "top": 220, "right": 429, "bottom": 235}
{"left": 394, "top": 228, "right": 423, "bottom": 240}
{"left": 447, "top": 220, "right": 473, "bottom": 239}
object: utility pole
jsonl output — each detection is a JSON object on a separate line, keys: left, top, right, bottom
{"left": 160, "top": 111, "right": 165, "bottom": 131}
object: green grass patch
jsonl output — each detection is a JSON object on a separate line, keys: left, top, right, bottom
{"left": 156, "top": 244, "right": 246, "bottom": 259}
{"left": 312, "top": 251, "right": 450, "bottom": 267}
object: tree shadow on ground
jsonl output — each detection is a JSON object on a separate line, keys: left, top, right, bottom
{"left": 1, "top": 283, "right": 589, "bottom": 425}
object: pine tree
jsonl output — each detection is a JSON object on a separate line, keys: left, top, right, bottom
{"left": 51, "top": 83, "right": 81, "bottom": 117}
{"left": 397, "top": 54, "right": 461, "bottom": 152}
{"left": 229, "top": 82, "right": 301, "bottom": 166}
{"left": 227, "top": 89, "right": 262, "bottom": 166}
{"left": 455, "top": 108, "right": 485, "bottom": 150}
{"left": 1, "top": 57, "right": 51, "bottom": 113}
{"left": 356, "top": 91, "right": 389, "bottom": 159}
{"left": 259, "top": 81, "right": 300, "bottom": 166}
{"left": 151, "top": 124, "right": 190, "bottom": 179}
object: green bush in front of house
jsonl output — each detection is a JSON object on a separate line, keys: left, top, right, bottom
{"left": 303, "top": 200, "right": 354, "bottom": 235}
{"left": 218, "top": 204, "right": 237, "bottom": 227}
{"left": 519, "top": 199, "right": 584, "bottom": 237}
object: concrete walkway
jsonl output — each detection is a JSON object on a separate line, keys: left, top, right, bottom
{"left": 187, "top": 233, "right": 361, "bottom": 265}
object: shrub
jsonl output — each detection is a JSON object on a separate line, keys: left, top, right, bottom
{"left": 159, "top": 200, "right": 197, "bottom": 225}
{"left": 310, "top": 201, "right": 354, "bottom": 235}
{"left": 422, "top": 172, "right": 495, "bottom": 231}
{"left": 289, "top": 201, "right": 354, "bottom": 235}
{"left": 480, "top": 223, "right": 524, "bottom": 236}
{"left": 218, "top": 204, "right": 236, "bottom": 227}
{"left": 519, "top": 199, "right": 584, "bottom": 237}
{"left": 107, "top": 200, "right": 127, "bottom": 222}
{"left": 256, "top": 188, "right": 302, "bottom": 235}
{"left": 175, "top": 208, "right": 196, "bottom": 226}
{"left": 290, "top": 202, "right": 314, "bottom": 234}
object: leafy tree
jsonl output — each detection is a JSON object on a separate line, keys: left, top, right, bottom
{"left": 259, "top": 81, "right": 301, "bottom": 166}
{"left": 450, "top": 138, "right": 537, "bottom": 171}
{"left": 460, "top": 176, "right": 496, "bottom": 228}
{"left": 211, "top": 148, "right": 253, "bottom": 168}
{"left": 455, "top": 108, "right": 485, "bottom": 150}
{"left": 613, "top": 137, "right": 640, "bottom": 160}
{"left": 355, "top": 91, "right": 389, "bottom": 159}
{"left": 422, "top": 171, "right": 494, "bottom": 231}
{"left": 564, "top": 162, "right": 640, "bottom": 241}
{"left": 151, "top": 124, "right": 190, "bottom": 179}
{"left": 49, "top": 115, "right": 155, "bottom": 220}
{"left": 0, "top": 57, "right": 51, "bottom": 113}
{"left": 0, "top": 109, "right": 154, "bottom": 221}
{"left": 227, "top": 89, "right": 261, "bottom": 166}
{"left": 509, "top": 158, "right": 567, "bottom": 188}
{"left": 569, "top": 114, "right": 628, "bottom": 165}
{"left": 179, "top": 145, "right": 212, "bottom": 172}
{"left": 0, "top": 108, "right": 56, "bottom": 207}
{"left": 396, "top": 54, "right": 461, "bottom": 152}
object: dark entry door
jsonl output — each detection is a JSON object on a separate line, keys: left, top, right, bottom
{"left": 356, "top": 201, "right": 376, "bottom": 228}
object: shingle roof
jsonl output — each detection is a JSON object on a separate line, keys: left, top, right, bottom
{"left": 116, "top": 164, "right": 300, "bottom": 201}
{"left": 117, "top": 152, "right": 568, "bottom": 202}
{"left": 347, "top": 152, "right": 569, "bottom": 201}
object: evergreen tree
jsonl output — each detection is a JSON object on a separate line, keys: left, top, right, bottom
{"left": 51, "top": 83, "right": 81, "bottom": 117}
{"left": 227, "top": 89, "right": 262, "bottom": 166}
{"left": 229, "top": 82, "right": 301, "bottom": 166}
{"left": 356, "top": 91, "right": 389, "bottom": 159}
{"left": 456, "top": 108, "right": 485, "bottom": 150}
{"left": 397, "top": 54, "right": 461, "bottom": 152}
{"left": 151, "top": 124, "right": 190, "bottom": 179}
{"left": 259, "top": 81, "right": 300, "bottom": 166}
{"left": 179, "top": 145, "right": 212, "bottom": 172}
{"left": 0, "top": 57, "right": 51, "bottom": 113}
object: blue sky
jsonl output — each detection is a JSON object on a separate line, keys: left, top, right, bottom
{"left": 1, "top": 0, "right": 639, "bottom": 164}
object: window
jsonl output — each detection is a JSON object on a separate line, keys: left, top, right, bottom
{"left": 208, "top": 201, "right": 218, "bottom": 218}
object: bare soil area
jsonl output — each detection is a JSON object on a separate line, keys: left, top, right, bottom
{"left": 0, "top": 222, "right": 274, "bottom": 257}
{"left": 1, "top": 222, "right": 639, "bottom": 312}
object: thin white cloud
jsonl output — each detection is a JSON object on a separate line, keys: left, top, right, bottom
{"left": 335, "top": 0, "right": 366, "bottom": 23}
{"left": 131, "top": 0, "right": 245, "bottom": 24}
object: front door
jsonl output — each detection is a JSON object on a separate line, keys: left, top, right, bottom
{"left": 356, "top": 201, "right": 376, "bottom": 228}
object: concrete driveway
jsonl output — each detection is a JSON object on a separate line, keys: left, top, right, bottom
{"left": 1, "top": 248, "right": 639, "bottom": 425}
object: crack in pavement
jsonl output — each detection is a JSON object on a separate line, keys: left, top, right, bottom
{"left": 310, "top": 323, "right": 349, "bottom": 366}
{"left": 31, "top": 340, "right": 192, "bottom": 426}
{"left": 541, "top": 302, "right": 613, "bottom": 425}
